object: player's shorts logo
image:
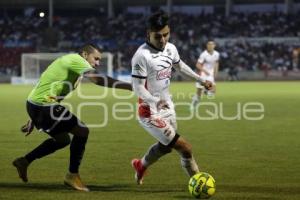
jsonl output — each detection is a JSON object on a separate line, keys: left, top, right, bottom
{"left": 149, "top": 118, "right": 167, "bottom": 128}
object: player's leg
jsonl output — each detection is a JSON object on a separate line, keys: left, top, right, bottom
{"left": 206, "top": 84, "right": 216, "bottom": 99}
{"left": 173, "top": 137, "right": 199, "bottom": 177}
{"left": 13, "top": 103, "right": 73, "bottom": 182}
{"left": 132, "top": 114, "right": 178, "bottom": 184}
{"left": 141, "top": 142, "right": 173, "bottom": 168}
{"left": 64, "top": 123, "right": 90, "bottom": 192}
{"left": 206, "top": 76, "right": 216, "bottom": 99}
{"left": 132, "top": 142, "right": 173, "bottom": 184}
{"left": 191, "top": 82, "right": 203, "bottom": 110}
{"left": 27, "top": 132, "right": 71, "bottom": 163}
{"left": 68, "top": 124, "right": 89, "bottom": 173}
{"left": 13, "top": 132, "right": 71, "bottom": 183}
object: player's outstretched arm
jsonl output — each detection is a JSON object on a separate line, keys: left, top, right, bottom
{"left": 196, "top": 61, "right": 210, "bottom": 76}
{"left": 132, "top": 77, "right": 160, "bottom": 105}
{"left": 85, "top": 71, "right": 132, "bottom": 91}
{"left": 173, "top": 60, "right": 212, "bottom": 90}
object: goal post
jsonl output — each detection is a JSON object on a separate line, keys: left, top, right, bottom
{"left": 19, "top": 52, "right": 114, "bottom": 84}
{"left": 21, "top": 53, "right": 66, "bottom": 84}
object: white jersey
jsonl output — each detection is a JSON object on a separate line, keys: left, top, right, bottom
{"left": 131, "top": 42, "right": 180, "bottom": 146}
{"left": 197, "top": 50, "right": 219, "bottom": 76}
{"left": 131, "top": 42, "right": 180, "bottom": 113}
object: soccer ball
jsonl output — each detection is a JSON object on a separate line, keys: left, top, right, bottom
{"left": 188, "top": 172, "right": 216, "bottom": 199}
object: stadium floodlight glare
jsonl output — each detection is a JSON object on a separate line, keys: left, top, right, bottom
{"left": 39, "top": 12, "right": 45, "bottom": 18}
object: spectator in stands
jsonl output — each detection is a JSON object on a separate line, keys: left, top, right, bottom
{"left": 0, "top": 11, "right": 300, "bottom": 75}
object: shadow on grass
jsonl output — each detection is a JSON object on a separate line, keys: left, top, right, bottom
{"left": 0, "top": 182, "right": 185, "bottom": 193}
{"left": 89, "top": 184, "right": 185, "bottom": 193}
{"left": 0, "top": 182, "right": 69, "bottom": 191}
{"left": 172, "top": 185, "right": 300, "bottom": 200}
{"left": 220, "top": 184, "right": 300, "bottom": 195}
{"left": 174, "top": 195, "right": 278, "bottom": 200}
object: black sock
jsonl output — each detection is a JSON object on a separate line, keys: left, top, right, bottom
{"left": 25, "top": 138, "right": 69, "bottom": 163}
{"left": 69, "top": 136, "right": 88, "bottom": 173}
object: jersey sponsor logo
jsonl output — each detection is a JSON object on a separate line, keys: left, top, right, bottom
{"left": 156, "top": 68, "right": 172, "bottom": 80}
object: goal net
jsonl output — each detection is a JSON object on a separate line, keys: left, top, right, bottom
{"left": 19, "top": 52, "right": 113, "bottom": 84}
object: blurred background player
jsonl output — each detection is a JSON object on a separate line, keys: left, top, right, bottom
{"left": 191, "top": 40, "right": 220, "bottom": 110}
{"left": 13, "top": 44, "right": 132, "bottom": 192}
{"left": 131, "top": 11, "right": 212, "bottom": 185}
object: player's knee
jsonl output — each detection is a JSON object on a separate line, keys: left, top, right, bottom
{"left": 158, "top": 143, "right": 172, "bottom": 154}
{"left": 70, "top": 124, "right": 89, "bottom": 137}
{"left": 58, "top": 137, "right": 71, "bottom": 148}
{"left": 81, "top": 126, "right": 89, "bottom": 137}
{"left": 53, "top": 133, "right": 71, "bottom": 148}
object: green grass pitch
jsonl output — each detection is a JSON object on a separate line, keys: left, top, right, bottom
{"left": 0, "top": 81, "right": 299, "bottom": 200}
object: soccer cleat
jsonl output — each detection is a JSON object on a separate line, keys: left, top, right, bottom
{"left": 12, "top": 157, "right": 29, "bottom": 183}
{"left": 64, "top": 173, "right": 89, "bottom": 192}
{"left": 131, "top": 159, "right": 147, "bottom": 185}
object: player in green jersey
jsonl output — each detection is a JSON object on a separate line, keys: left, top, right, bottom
{"left": 13, "top": 44, "right": 132, "bottom": 192}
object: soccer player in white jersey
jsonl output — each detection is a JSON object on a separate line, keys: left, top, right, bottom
{"left": 130, "top": 11, "right": 212, "bottom": 185}
{"left": 191, "top": 40, "right": 219, "bottom": 109}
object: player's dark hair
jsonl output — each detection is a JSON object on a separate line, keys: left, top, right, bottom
{"left": 78, "top": 44, "right": 101, "bottom": 55}
{"left": 206, "top": 38, "right": 215, "bottom": 44}
{"left": 147, "top": 11, "right": 169, "bottom": 31}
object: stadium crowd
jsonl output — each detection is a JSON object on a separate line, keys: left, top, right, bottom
{"left": 0, "top": 11, "right": 300, "bottom": 76}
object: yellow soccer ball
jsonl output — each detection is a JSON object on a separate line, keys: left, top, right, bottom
{"left": 188, "top": 172, "right": 216, "bottom": 199}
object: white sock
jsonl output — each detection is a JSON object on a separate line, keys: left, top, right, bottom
{"left": 207, "top": 91, "right": 215, "bottom": 99}
{"left": 191, "top": 94, "right": 200, "bottom": 108}
{"left": 180, "top": 156, "right": 200, "bottom": 177}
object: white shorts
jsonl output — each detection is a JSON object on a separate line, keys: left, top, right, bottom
{"left": 138, "top": 108, "right": 178, "bottom": 146}
{"left": 196, "top": 75, "right": 215, "bottom": 88}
